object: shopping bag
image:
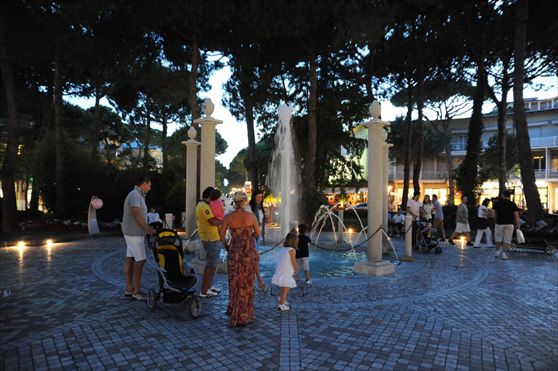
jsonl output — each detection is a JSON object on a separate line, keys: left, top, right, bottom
{"left": 516, "top": 229, "right": 525, "bottom": 244}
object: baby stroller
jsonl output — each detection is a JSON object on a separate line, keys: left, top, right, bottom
{"left": 146, "top": 229, "right": 203, "bottom": 318}
{"left": 418, "top": 221, "right": 442, "bottom": 254}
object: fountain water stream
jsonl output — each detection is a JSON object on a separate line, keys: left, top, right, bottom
{"left": 268, "top": 104, "right": 300, "bottom": 236}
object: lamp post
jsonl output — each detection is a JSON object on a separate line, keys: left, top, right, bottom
{"left": 194, "top": 98, "right": 222, "bottom": 194}
{"left": 354, "top": 100, "right": 395, "bottom": 276}
{"left": 182, "top": 126, "right": 200, "bottom": 236}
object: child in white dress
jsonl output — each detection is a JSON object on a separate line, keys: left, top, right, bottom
{"left": 272, "top": 231, "right": 299, "bottom": 311}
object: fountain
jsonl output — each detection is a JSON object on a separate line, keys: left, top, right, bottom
{"left": 268, "top": 104, "right": 301, "bottom": 237}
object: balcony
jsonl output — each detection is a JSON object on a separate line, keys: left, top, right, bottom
{"left": 530, "top": 136, "right": 558, "bottom": 149}
{"left": 450, "top": 136, "right": 557, "bottom": 152}
{"left": 389, "top": 169, "right": 448, "bottom": 181}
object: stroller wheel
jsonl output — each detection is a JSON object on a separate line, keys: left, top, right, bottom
{"left": 147, "top": 289, "right": 157, "bottom": 311}
{"left": 190, "top": 296, "right": 203, "bottom": 318}
{"left": 435, "top": 246, "right": 442, "bottom": 254}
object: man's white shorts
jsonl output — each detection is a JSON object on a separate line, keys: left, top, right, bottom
{"left": 296, "top": 257, "right": 310, "bottom": 271}
{"left": 455, "top": 222, "right": 471, "bottom": 233}
{"left": 494, "top": 224, "right": 514, "bottom": 245}
{"left": 124, "top": 235, "right": 146, "bottom": 261}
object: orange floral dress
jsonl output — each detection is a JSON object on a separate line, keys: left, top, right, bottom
{"left": 226, "top": 227, "right": 259, "bottom": 326}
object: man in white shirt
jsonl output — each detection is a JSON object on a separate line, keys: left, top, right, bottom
{"left": 406, "top": 191, "right": 421, "bottom": 249}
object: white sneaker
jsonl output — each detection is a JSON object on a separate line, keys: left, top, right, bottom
{"left": 199, "top": 290, "right": 217, "bottom": 298}
{"left": 209, "top": 286, "right": 221, "bottom": 293}
{"left": 494, "top": 251, "right": 501, "bottom": 258}
{"left": 305, "top": 280, "right": 312, "bottom": 285}
{"left": 278, "top": 303, "right": 290, "bottom": 311}
{"left": 501, "top": 252, "right": 509, "bottom": 260}
{"left": 132, "top": 292, "right": 147, "bottom": 301}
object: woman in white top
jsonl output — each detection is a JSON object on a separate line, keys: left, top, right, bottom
{"left": 474, "top": 198, "right": 494, "bottom": 247}
{"left": 420, "top": 195, "right": 433, "bottom": 222}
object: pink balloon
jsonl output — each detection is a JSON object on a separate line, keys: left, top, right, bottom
{"left": 91, "top": 198, "right": 103, "bottom": 209}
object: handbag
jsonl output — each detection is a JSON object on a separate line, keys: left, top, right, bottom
{"left": 516, "top": 229, "right": 525, "bottom": 244}
{"left": 477, "top": 218, "right": 488, "bottom": 229}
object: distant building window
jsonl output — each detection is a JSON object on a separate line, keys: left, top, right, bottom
{"left": 540, "top": 101, "right": 548, "bottom": 110}
{"left": 533, "top": 155, "right": 546, "bottom": 170}
{"left": 451, "top": 135, "right": 467, "bottom": 151}
{"left": 524, "top": 103, "right": 531, "bottom": 111}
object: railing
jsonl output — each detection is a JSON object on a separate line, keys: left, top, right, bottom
{"left": 530, "top": 136, "right": 558, "bottom": 148}
{"left": 450, "top": 136, "right": 557, "bottom": 152}
{"left": 389, "top": 170, "right": 448, "bottom": 180}
{"left": 509, "top": 170, "right": 558, "bottom": 180}
{"left": 534, "top": 170, "right": 547, "bottom": 178}
{"left": 390, "top": 168, "right": 557, "bottom": 181}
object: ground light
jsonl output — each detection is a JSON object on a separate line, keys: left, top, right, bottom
{"left": 45, "top": 239, "right": 54, "bottom": 260}
{"left": 13, "top": 241, "right": 27, "bottom": 265}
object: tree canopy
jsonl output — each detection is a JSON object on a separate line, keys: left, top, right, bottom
{"left": 1, "top": 0, "right": 555, "bottom": 231}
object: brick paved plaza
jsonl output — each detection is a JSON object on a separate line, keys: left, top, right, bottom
{"left": 1, "top": 236, "right": 557, "bottom": 370}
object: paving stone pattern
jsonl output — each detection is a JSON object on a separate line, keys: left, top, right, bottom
{"left": 1, "top": 237, "right": 557, "bottom": 370}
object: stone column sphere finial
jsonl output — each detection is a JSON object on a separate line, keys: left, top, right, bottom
{"left": 369, "top": 100, "right": 381, "bottom": 119}
{"left": 202, "top": 98, "right": 215, "bottom": 116}
{"left": 187, "top": 126, "right": 197, "bottom": 139}
{"left": 278, "top": 103, "right": 293, "bottom": 125}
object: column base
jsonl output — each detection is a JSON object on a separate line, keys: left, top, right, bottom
{"left": 353, "top": 260, "right": 395, "bottom": 276}
{"left": 401, "top": 255, "right": 415, "bottom": 262}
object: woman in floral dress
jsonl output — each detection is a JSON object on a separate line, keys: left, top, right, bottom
{"left": 220, "top": 191, "right": 261, "bottom": 326}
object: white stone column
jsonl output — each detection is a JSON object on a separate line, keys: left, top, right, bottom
{"left": 182, "top": 126, "right": 200, "bottom": 236}
{"left": 382, "top": 142, "right": 393, "bottom": 230}
{"left": 194, "top": 98, "right": 223, "bottom": 194}
{"left": 354, "top": 101, "right": 395, "bottom": 276}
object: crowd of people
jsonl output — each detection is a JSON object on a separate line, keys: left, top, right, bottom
{"left": 396, "top": 190, "right": 521, "bottom": 259}
{"left": 120, "top": 175, "right": 522, "bottom": 327}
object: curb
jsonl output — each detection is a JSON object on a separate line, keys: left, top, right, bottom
{"left": 0, "top": 231, "right": 122, "bottom": 248}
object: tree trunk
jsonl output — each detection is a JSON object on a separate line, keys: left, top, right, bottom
{"left": 412, "top": 70, "right": 424, "bottom": 194}
{"left": 142, "top": 92, "right": 151, "bottom": 173}
{"left": 513, "top": 0, "right": 544, "bottom": 224}
{"left": 91, "top": 84, "right": 101, "bottom": 157}
{"left": 496, "top": 95, "right": 508, "bottom": 195}
{"left": 103, "top": 137, "right": 112, "bottom": 165}
{"left": 401, "top": 86, "right": 413, "bottom": 211}
{"left": 30, "top": 86, "right": 53, "bottom": 212}
{"left": 53, "top": 46, "right": 66, "bottom": 216}
{"left": 245, "top": 100, "right": 259, "bottom": 191}
{"left": 188, "top": 40, "right": 200, "bottom": 124}
{"left": 304, "top": 51, "right": 318, "bottom": 221}
{"left": 0, "top": 22, "right": 19, "bottom": 233}
{"left": 444, "top": 121, "right": 455, "bottom": 205}
{"left": 365, "top": 43, "right": 375, "bottom": 102}
{"left": 459, "top": 60, "right": 486, "bottom": 206}
{"left": 162, "top": 111, "right": 168, "bottom": 171}
{"left": 187, "top": 40, "right": 200, "bottom": 199}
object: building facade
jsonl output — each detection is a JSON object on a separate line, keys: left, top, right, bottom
{"left": 388, "top": 96, "right": 558, "bottom": 212}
